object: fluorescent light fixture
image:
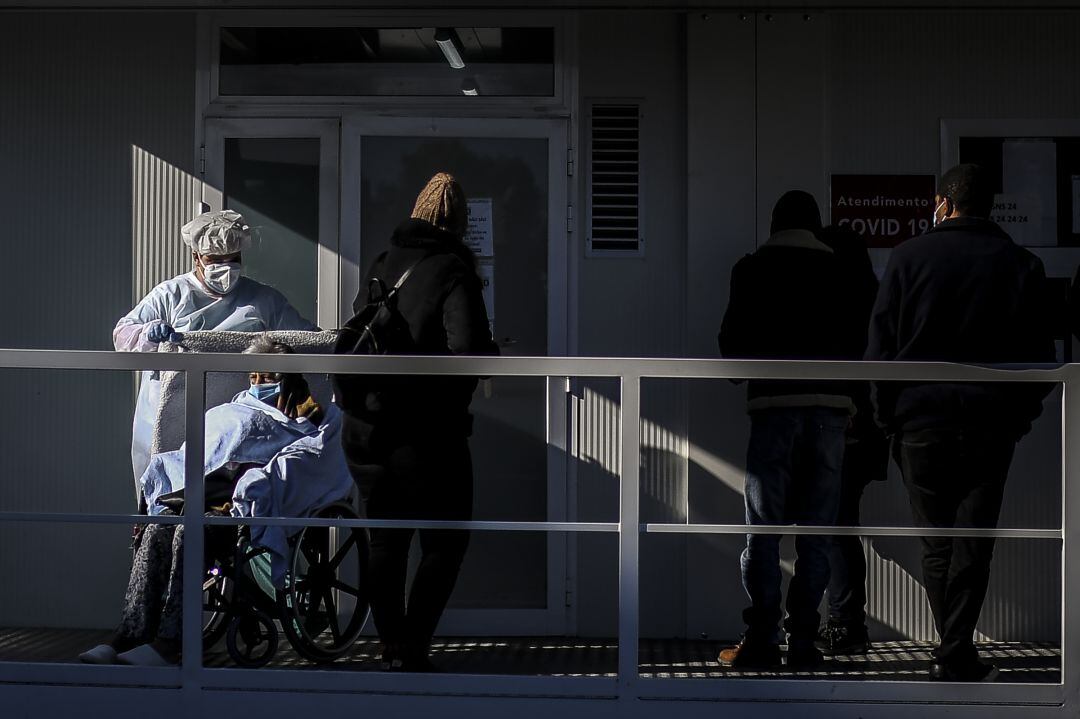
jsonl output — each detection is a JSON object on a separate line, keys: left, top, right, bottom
{"left": 434, "top": 27, "right": 466, "bottom": 69}
{"left": 461, "top": 77, "right": 479, "bottom": 96}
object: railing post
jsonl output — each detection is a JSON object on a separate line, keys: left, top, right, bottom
{"left": 1063, "top": 369, "right": 1079, "bottom": 712}
{"left": 181, "top": 369, "right": 206, "bottom": 713}
{"left": 618, "top": 373, "right": 641, "bottom": 701}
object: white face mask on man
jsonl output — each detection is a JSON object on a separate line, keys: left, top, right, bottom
{"left": 932, "top": 199, "right": 948, "bottom": 228}
{"left": 201, "top": 261, "right": 241, "bottom": 295}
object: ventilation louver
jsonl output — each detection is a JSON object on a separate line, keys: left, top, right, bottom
{"left": 587, "top": 103, "right": 643, "bottom": 256}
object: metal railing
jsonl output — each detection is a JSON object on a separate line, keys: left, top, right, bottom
{"left": 0, "top": 349, "right": 1073, "bottom": 714}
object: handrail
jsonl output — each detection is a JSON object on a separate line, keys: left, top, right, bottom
{"left": 0, "top": 348, "right": 1066, "bottom": 382}
{"left": 0, "top": 347, "right": 1072, "bottom": 711}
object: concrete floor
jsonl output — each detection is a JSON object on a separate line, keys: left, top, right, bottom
{"left": 0, "top": 627, "right": 1061, "bottom": 682}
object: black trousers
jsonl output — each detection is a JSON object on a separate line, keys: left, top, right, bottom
{"left": 825, "top": 432, "right": 888, "bottom": 627}
{"left": 343, "top": 417, "right": 473, "bottom": 655}
{"left": 894, "top": 429, "right": 1015, "bottom": 666}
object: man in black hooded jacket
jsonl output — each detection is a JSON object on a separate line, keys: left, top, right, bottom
{"left": 866, "top": 163, "right": 1055, "bottom": 682}
{"left": 718, "top": 191, "right": 868, "bottom": 669}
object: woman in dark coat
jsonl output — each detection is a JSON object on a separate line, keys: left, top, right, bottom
{"left": 340, "top": 173, "right": 497, "bottom": 672}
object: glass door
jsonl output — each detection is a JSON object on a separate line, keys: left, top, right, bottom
{"left": 342, "top": 116, "right": 570, "bottom": 634}
{"left": 203, "top": 118, "right": 341, "bottom": 328}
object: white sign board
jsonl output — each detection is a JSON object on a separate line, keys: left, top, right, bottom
{"left": 465, "top": 199, "right": 494, "bottom": 257}
{"left": 999, "top": 139, "right": 1057, "bottom": 246}
{"left": 991, "top": 193, "right": 1045, "bottom": 246}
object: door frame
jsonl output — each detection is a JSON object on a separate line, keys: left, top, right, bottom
{"left": 203, "top": 117, "right": 342, "bottom": 329}
{"left": 940, "top": 117, "right": 1080, "bottom": 279}
{"left": 341, "top": 115, "right": 572, "bottom": 635}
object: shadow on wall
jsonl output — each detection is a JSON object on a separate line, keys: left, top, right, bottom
{"left": 578, "top": 380, "right": 1062, "bottom": 643}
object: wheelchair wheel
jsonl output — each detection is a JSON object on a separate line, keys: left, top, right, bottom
{"left": 279, "top": 502, "right": 369, "bottom": 663}
{"left": 226, "top": 609, "right": 278, "bottom": 668}
{"left": 202, "top": 561, "right": 233, "bottom": 650}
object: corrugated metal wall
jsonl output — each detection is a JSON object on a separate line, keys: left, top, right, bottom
{"left": 132, "top": 147, "right": 203, "bottom": 304}
{"left": 0, "top": 12, "right": 197, "bottom": 627}
{"left": 825, "top": 8, "right": 1076, "bottom": 644}
{"left": 686, "top": 8, "right": 1072, "bottom": 643}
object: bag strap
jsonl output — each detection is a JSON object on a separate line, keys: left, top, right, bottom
{"left": 366, "top": 254, "right": 434, "bottom": 305}
{"left": 391, "top": 254, "right": 431, "bottom": 292}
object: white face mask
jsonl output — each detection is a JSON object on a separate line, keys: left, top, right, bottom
{"left": 932, "top": 200, "right": 947, "bottom": 228}
{"left": 202, "top": 261, "right": 241, "bottom": 295}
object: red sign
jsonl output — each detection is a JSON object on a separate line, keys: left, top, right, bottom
{"left": 830, "top": 175, "right": 936, "bottom": 248}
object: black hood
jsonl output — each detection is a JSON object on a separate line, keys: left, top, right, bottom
{"left": 390, "top": 218, "right": 477, "bottom": 271}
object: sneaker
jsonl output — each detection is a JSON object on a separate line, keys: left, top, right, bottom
{"left": 718, "top": 638, "right": 782, "bottom": 669}
{"left": 928, "top": 660, "right": 999, "bottom": 682}
{"left": 815, "top": 622, "right": 870, "bottom": 655}
{"left": 786, "top": 643, "right": 825, "bottom": 669}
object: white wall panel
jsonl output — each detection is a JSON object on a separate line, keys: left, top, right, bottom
{"left": 684, "top": 11, "right": 762, "bottom": 641}
{"left": 575, "top": 11, "right": 689, "bottom": 637}
{"left": 756, "top": 12, "right": 827, "bottom": 241}
{"left": 0, "top": 12, "right": 196, "bottom": 627}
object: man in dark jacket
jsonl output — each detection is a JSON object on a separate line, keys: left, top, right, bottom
{"left": 718, "top": 191, "right": 867, "bottom": 669}
{"left": 866, "top": 163, "right": 1055, "bottom": 682}
{"left": 340, "top": 172, "right": 497, "bottom": 672}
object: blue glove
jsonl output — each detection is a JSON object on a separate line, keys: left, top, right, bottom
{"left": 146, "top": 323, "right": 175, "bottom": 344}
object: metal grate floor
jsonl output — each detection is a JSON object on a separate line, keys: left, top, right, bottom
{"left": 0, "top": 628, "right": 1061, "bottom": 683}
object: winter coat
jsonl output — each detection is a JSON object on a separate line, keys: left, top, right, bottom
{"left": 345, "top": 219, "right": 497, "bottom": 445}
{"left": 718, "top": 229, "right": 868, "bottom": 412}
{"left": 865, "top": 216, "right": 1056, "bottom": 438}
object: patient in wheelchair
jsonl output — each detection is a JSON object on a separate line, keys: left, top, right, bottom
{"left": 79, "top": 336, "right": 354, "bottom": 666}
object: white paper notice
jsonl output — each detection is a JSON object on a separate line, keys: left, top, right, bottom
{"left": 991, "top": 192, "right": 1044, "bottom": 246}
{"left": 478, "top": 258, "right": 495, "bottom": 327}
{"left": 1001, "top": 139, "right": 1057, "bottom": 246}
{"left": 465, "top": 199, "right": 494, "bottom": 257}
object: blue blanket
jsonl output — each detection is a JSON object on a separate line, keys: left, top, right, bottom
{"left": 139, "top": 393, "right": 354, "bottom": 585}
{"left": 231, "top": 404, "right": 355, "bottom": 585}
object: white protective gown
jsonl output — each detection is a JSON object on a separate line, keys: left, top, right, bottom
{"left": 113, "top": 271, "right": 317, "bottom": 487}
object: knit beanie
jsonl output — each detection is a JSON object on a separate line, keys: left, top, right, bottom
{"left": 410, "top": 172, "right": 467, "bottom": 237}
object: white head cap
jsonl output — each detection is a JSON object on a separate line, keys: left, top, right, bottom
{"left": 181, "top": 210, "right": 251, "bottom": 255}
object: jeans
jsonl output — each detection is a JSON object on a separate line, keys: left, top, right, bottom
{"left": 825, "top": 431, "right": 889, "bottom": 627}
{"left": 740, "top": 407, "right": 847, "bottom": 645}
{"left": 894, "top": 429, "right": 1015, "bottom": 666}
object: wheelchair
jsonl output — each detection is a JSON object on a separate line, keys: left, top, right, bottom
{"left": 201, "top": 501, "right": 370, "bottom": 667}
{"left": 145, "top": 329, "right": 369, "bottom": 666}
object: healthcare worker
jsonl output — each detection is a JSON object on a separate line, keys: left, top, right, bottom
{"left": 113, "top": 210, "right": 317, "bottom": 489}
